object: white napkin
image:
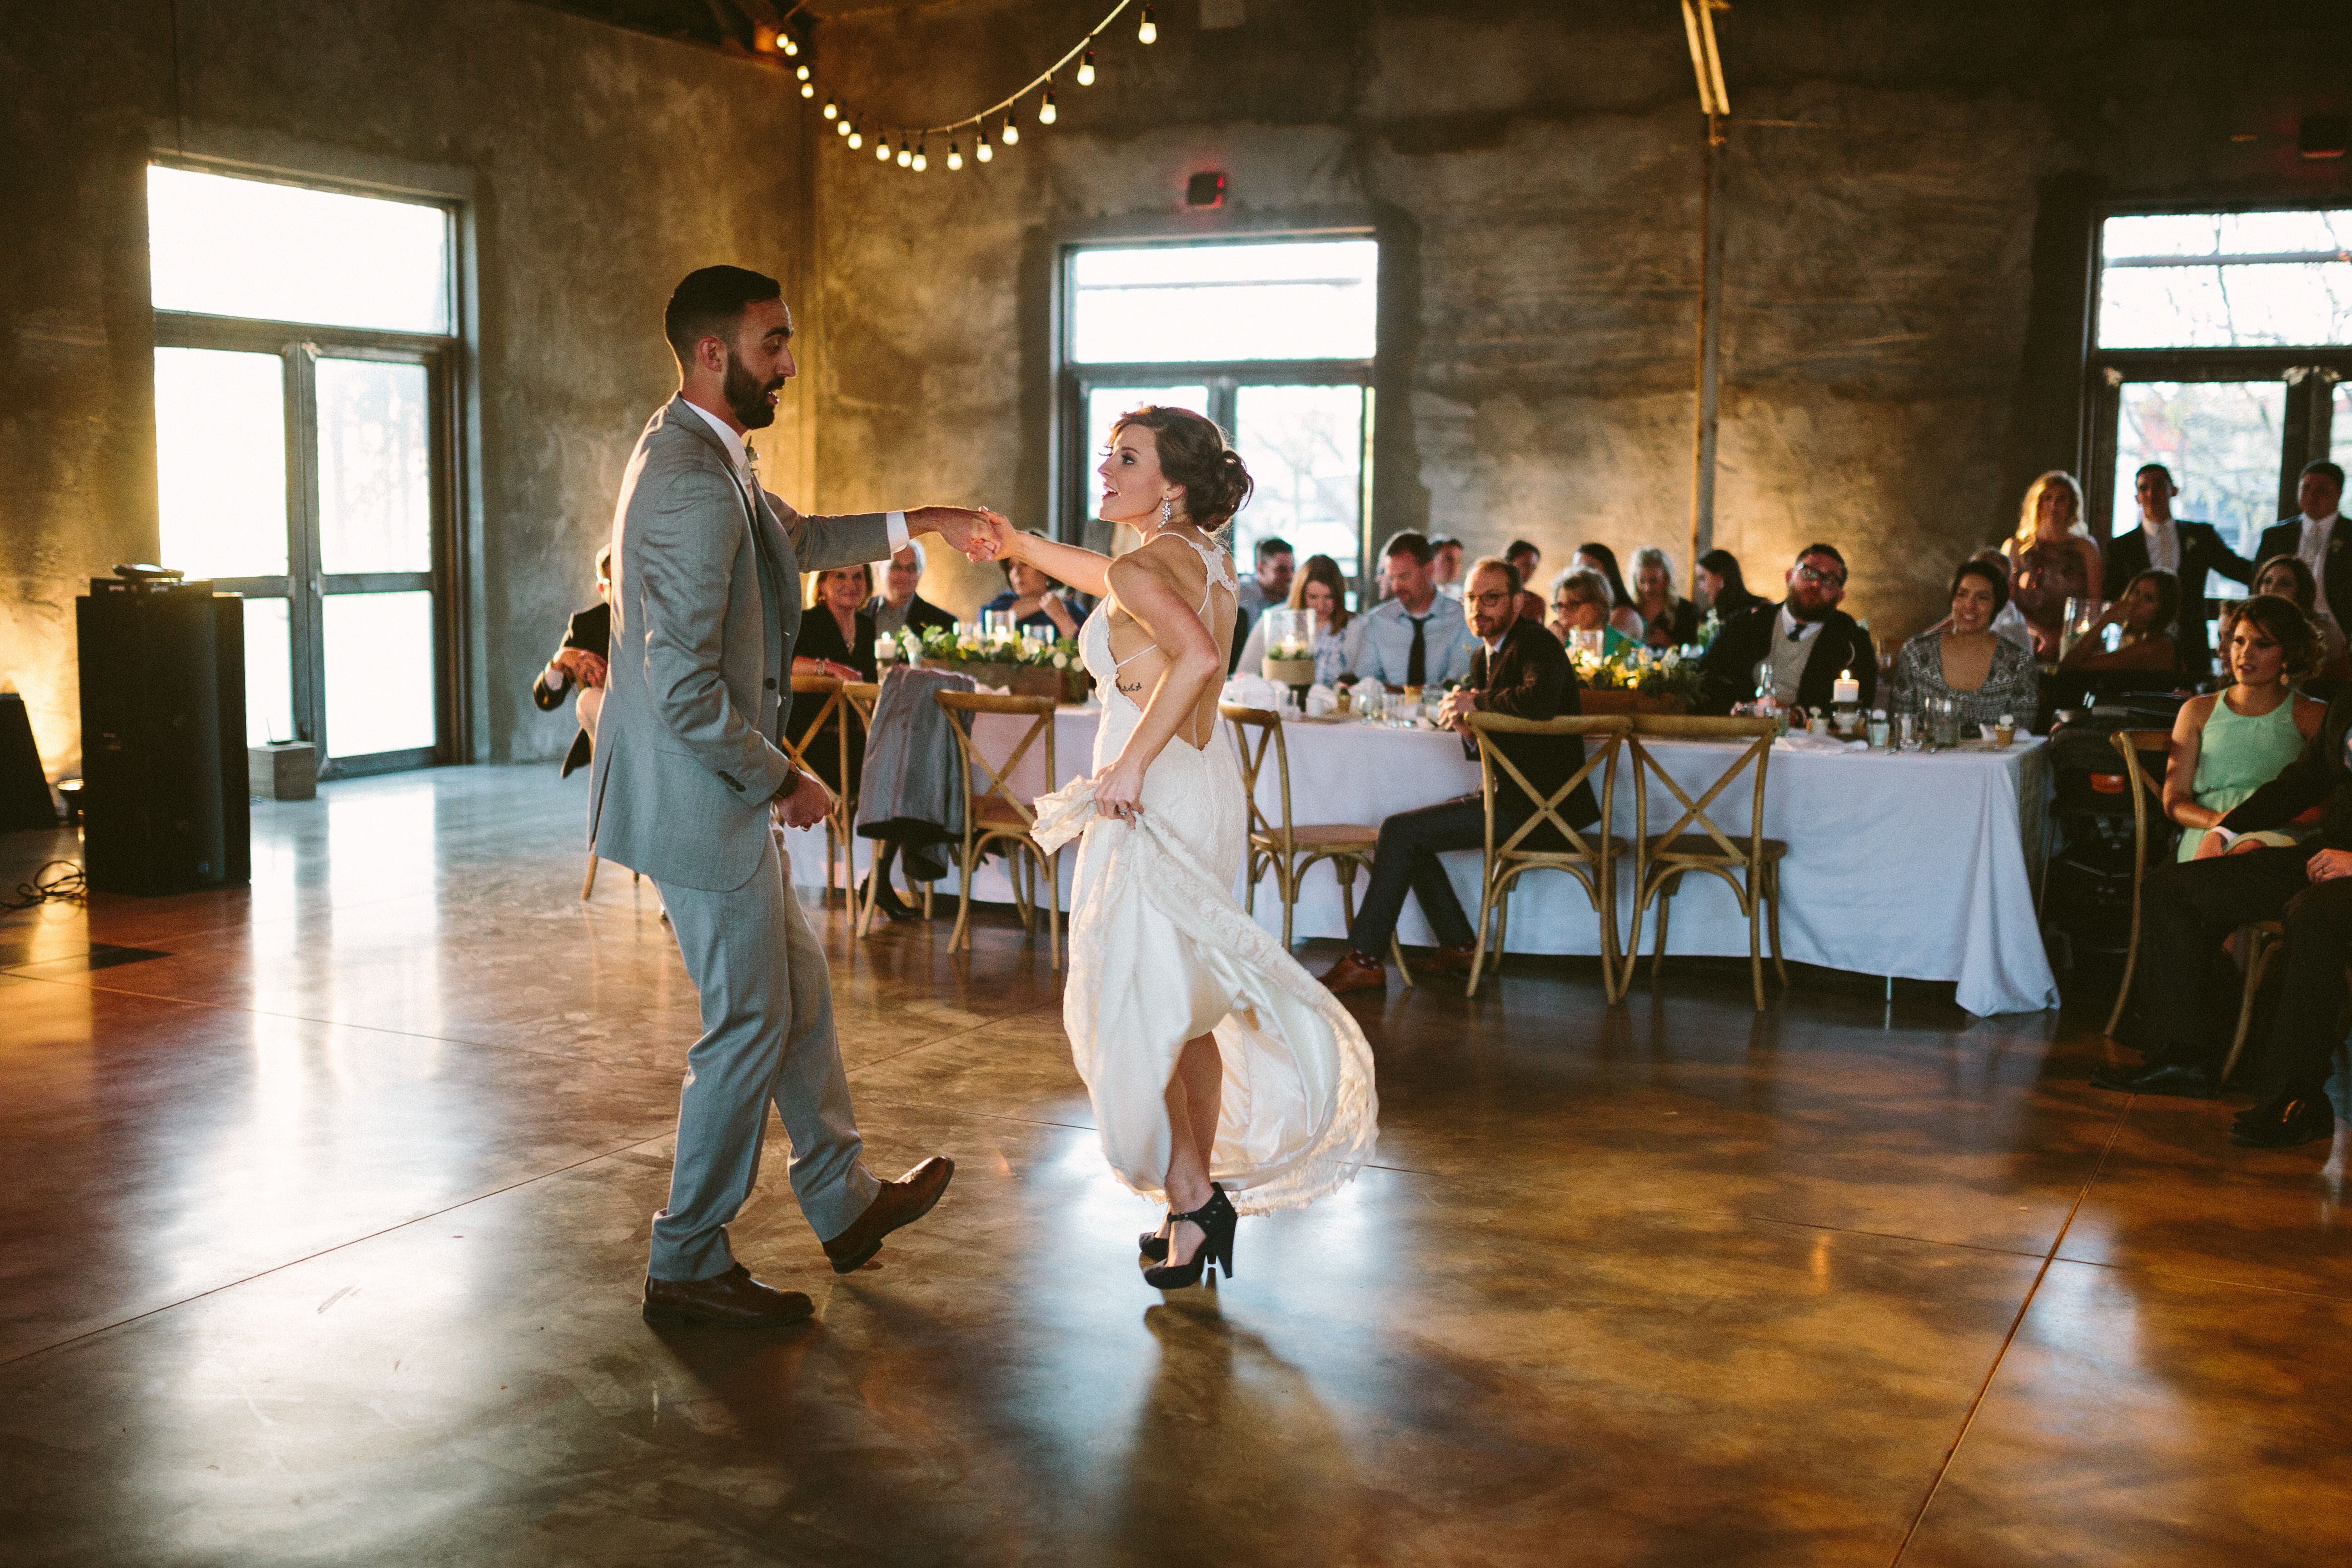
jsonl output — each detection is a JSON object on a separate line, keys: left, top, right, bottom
{"left": 1774, "top": 731, "right": 1868, "bottom": 753}
{"left": 1305, "top": 683, "right": 1337, "bottom": 717}
{"left": 1221, "top": 674, "right": 1284, "bottom": 710}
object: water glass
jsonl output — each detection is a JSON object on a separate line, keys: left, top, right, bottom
{"left": 1573, "top": 628, "right": 1605, "bottom": 660}
{"left": 1927, "top": 694, "right": 1963, "bottom": 749}
{"left": 2060, "top": 597, "right": 2105, "bottom": 662}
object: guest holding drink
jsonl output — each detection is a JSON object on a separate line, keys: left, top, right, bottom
{"left": 1548, "top": 567, "right": 1640, "bottom": 657}
{"left": 2002, "top": 470, "right": 2103, "bottom": 660}
{"left": 982, "top": 550, "right": 1082, "bottom": 638}
{"left": 1891, "top": 559, "right": 2040, "bottom": 732}
{"left": 1571, "top": 542, "right": 1646, "bottom": 639}
{"left": 1628, "top": 546, "right": 1701, "bottom": 647}
{"left": 2058, "top": 568, "right": 2178, "bottom": 674}
{"left": 2166, "top": 595, "right": 2325, "bottom": 861}
{"left": 1236, "top": 553, "right": 1361, "bottom": 687}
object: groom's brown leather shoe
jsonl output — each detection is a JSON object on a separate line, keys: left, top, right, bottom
{"left": 823, "top": 1156, "right": 955, "bottom": 1274}
{"left": 1319, "top": 949, "right": 1387, "bottom": 995}
{"left": 643, "top": 1263, "right": 814, "bottom": 1328}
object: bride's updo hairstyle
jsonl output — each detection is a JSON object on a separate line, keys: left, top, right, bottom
{"left": 1114, "top": 406, "right": 1254, "bottom": 535}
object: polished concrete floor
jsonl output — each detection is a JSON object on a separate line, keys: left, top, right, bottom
{"left": 1, "top": 765, "right": 2347, "bottom": 1566}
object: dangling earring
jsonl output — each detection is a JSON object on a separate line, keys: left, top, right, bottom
{"left": 1160, "top": 495, "right": 1174, "bottom": 528}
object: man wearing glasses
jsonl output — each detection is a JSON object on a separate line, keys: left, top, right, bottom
{"left": 1696, "top": 543, "right": 1879, "bottom": 716}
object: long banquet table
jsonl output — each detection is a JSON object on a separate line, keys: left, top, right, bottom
{"left": 788, "top": 704, "right": 2058, "bottom": 1017}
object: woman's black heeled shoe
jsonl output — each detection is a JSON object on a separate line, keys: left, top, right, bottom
{"left": 1139, "top": 1220, "right": 1169, "bottom": 1261}
{"left": 1141, "top": 1184, "right": 1236, "bottom": 1289}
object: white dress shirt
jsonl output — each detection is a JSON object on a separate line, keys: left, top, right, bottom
{"left": 2133, "top": 516, "right": 2179, "bottom": 574}
{"left": 683, "top": 398, "right": 907, "bottom": 551}
{"left": 2297, "top": 511, "right": 2341, "bottom": 626}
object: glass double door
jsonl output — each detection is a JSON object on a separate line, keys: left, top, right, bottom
{"left": 1079, "top": 378, "right": 1372, "bottom": 585}
{"left": 154, "top": 337, "right": 448, "bottom": 774}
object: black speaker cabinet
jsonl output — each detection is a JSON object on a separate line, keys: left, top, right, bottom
{"left": 76, "top": 582, "right": 251, "bottom": 895}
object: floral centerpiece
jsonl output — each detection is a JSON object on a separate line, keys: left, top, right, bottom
{"left": 911, "top": 622, "right": 1091, "bottom": 703}
{"left": 1567, "top": 642, "right": 1703, "bottom": 714}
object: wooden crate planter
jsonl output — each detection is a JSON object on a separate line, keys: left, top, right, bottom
{"left": 1576, "top": 689, "right": 1689, "bottom": 716}
{"left": 920, "top": 657, "right": 1091, "bottom": 704}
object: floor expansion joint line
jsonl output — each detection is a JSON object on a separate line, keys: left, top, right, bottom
{"left": 1739, "top": 1213, "right": 2052, "bottom": 1262}
{"left": 0, "top": 1127, "right": 672, "bottom": 1373}
{"left": 1887, "top": 1104, "right": 2129, "bottom": 1565}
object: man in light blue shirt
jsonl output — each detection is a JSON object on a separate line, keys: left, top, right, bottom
{"left": 1345, "top": 531, "right": 1480, "bottom": 688}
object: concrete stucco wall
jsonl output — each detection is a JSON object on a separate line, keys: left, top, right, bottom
{"left": 1, "top": 0, "right": 813, "bottom": 778}
{"left": 805, "top": 0, "right": 2348, "bottom": 637}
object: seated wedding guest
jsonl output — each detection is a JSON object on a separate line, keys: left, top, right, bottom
{"left": 1571, "top": 542, "right": 1647, "bottom": 639}
{"left": 2248, "top": 553, "right": 2348, "bottom": 680}
{"left": 2095, "top": 675, "right": 2352, "bottom": 1146}
{"left": 868, "top": 540, "right": 957, "bottom": 640}
{"left": 1923, "top": 550, "right": 2035, "bottom": 653}
{"left": 1320, "top": 558, "right": 1591, "bottom": 994}
{"left": 2058, "top": 567, "right": 2178, "bottom": 674}
{"left": 1431, "top": 536, "right": 1465, "bottom": 599}
{"left": 1236, "top": 553, "right": 1361, "bottom": 687}
{"left": 1629, "top": 546, "right": 1701, "bottom": 647}
{"left": 1505, "top": 538, "right": 1542, "bottom": 584}
{"left": 2104, "top": 462, "right": 2252, "bottom": 675}
{"left": 530, "top": 544, "right": 612, "bottom": 777}
{"left": 1891, "top": 558, "right": 2040, "bottom": 731}
{"left": 1234, "top": 535, "right": 1296, "bottom": 627}
{"left": 1548, "top": 567, "right": 1640, "bottom": 657}
{"left": 2002, "top": 469, "right": 2103, "bottom": 659}
{"left": 1696, "top": 543, "right": 1879, "bottom": 715}
{"left": 982, "top": 550, "right": 1081, "bottom": 639}
{"left": 790, "top": 563, "right": 877, "bottom": 796}
{"left": 1345, "top": 530, "right": 1480, "bottom": 689}
{"left": 2164, "top": 595, "right": 2324, "bottom": 861}
{"left": 1694, "top": 548, "right": 1764, "bottom": 624}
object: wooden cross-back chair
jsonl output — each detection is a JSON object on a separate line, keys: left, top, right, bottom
{"left": 1463, "top": 713, "right": 1631, "bottom": 999}
{"left": 934, "top": 691, "right": 1062, "bottom": 969}
{"left": 1221, "top": 704, "right": 1412, "bottom": 982}
{"left": 782, "top": 673, "right": 858, "bottom": 896}
{"left": 2105, "top": 727, "right": 2278, "bottom": 1083}
{"left": 1626, "top": 714, "right": 1784, "bottom": 1010}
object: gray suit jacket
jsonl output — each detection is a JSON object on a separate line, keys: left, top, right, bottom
{"left": 589, "top": 395, "right": 892, "bottom": 891}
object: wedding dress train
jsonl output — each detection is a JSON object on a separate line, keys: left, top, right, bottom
{"left": 1032, "top": 535, "right": 1378, "bottom": 1213}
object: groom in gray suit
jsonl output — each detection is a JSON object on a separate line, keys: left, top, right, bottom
{"left": 594, "top": 266, "right": 994, "bottom": 1327}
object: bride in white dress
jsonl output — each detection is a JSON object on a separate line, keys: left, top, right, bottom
{"left": 983, "top": 406, "right": 1378, "bottom": 1289}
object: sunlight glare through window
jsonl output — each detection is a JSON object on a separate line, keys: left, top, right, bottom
{"left": 1071, "top": 240, "right": 1378, "bottom": 363}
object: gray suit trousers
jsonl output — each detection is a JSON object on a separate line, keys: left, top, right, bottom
{"left": 649, "top": 830, "right": 880, "bottom": 1281}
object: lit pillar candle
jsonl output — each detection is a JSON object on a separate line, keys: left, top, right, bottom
{"left": 1833, "top": 668, "right": 1860, "bottom": 706}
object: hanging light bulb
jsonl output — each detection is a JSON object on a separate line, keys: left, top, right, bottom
{"left": 947, "top": 141, "right": 963, "bottom": 171}
{"left": 823, "top": 98, "right": 838, "bottom": 120}
{"left": 782, "top": 35, "right": 798, "bottom": 57}
{"left": 1138, "top": 6, "right": 1157, "bottom": 44}
{"left": 1038, "top": 85, "right": 1057, "bottom": 125}
{"left": 835, "top": 115, "right": 850, "bottom": 137}
{"left": 1002, "top": 114, "right": 1020, "bottom": 146}
{"left": 795, "top": 64, "right": 811, "bottom": 82}
{"left": 976, "top": 130, "right": 993, "bottom": 163}
{"left": 876, "top": 135, "right": 892, "bottom": 162}
{"left": 1077, "top": 50, "right": 1096, "bottom": 86}
{"left": 897, "top": 139, "right": 912, "bottom": 168}
{"left": 912, "top": 142, "right": 928, "bottom": 172}
{"left": 847, "top": 125, "right": 863, "bottom": 149}
{"left": 800, "top": 81, "right": 815, "bottom": 99}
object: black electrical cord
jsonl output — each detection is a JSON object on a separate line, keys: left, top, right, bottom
{"left": 2, "top": 861, "right": 88, "bottom": 912}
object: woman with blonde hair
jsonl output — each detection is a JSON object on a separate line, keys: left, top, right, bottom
{"left": 2001, "top": 470, "right": 2102, "bottom": 659}
{"left": 1628, "top": 545, "right": 1700, "bottom": 647}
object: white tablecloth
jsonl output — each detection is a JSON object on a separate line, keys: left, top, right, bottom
{"left": 792, "top": 705, "right": 2058, "bottom": 1017}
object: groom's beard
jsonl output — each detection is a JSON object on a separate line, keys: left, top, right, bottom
{"left": 723, "top": 352, "right": 782, "bottom": 430}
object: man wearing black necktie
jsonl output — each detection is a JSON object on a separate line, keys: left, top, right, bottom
{"left": 1344, "top": 531, "right": 1478, "bottom": 689}
{"left": 1321, "top": 557, "right": 1590, "bottom": 995}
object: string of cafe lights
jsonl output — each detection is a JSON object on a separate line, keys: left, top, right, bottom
{"left": 752, "top": 1, "right": 1157, "bottom": 174}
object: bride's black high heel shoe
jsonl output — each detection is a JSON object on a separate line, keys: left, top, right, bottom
{"left": 1141, "top": 1184, "right": 1235, "bottom": 1289}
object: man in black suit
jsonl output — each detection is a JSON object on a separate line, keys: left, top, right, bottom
{"left": 2103, "top": 462, "right": 2252, "bottom": 676}
{"left": 1696, "top": 543, "right": 1877, "bottom": 716}
{"left": 1320, "top": 557, "right": 1591, "bottom": 995}
{"left": 531, "top": 546, "right": 612, "bottom": 778}
{"left": 2100, "top": 682, "right": 2352, "bottom": 1148}
{"left": 2253, "top": 460, "right": 2349, "bottom": 643}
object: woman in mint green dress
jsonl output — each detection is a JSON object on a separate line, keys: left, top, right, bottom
{"left": 2168, "top": 595, "right": 2326, "bottom": 860}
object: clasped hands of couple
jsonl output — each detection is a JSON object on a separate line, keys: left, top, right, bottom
{"left": 769, "top": 504, "right": 1017, "bottom": 832}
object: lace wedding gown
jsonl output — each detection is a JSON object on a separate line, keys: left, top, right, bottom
{"left": 1031, "top": 534, "right": 1379, "bottom": 1213}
